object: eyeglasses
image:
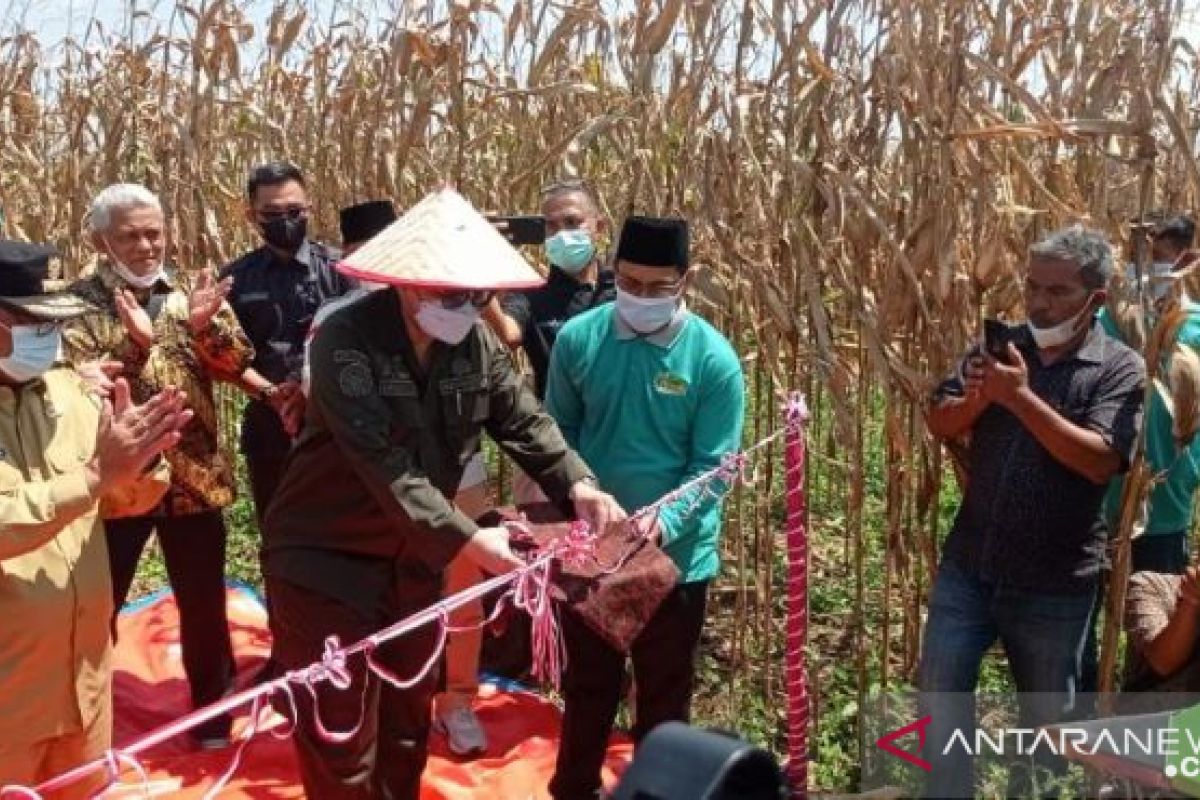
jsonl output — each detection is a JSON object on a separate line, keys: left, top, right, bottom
{"left": 433, "top": 290, "right": 495, "bottom": 309}
{"left": 255, "top": 205, "right": 310, "bottom": 223}
{"left": 615, "top": 273, "right": 685, "bottom": 299}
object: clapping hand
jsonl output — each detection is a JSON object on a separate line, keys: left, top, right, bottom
{"left": 188, "top": 270, "right": 233, "bottom": 334}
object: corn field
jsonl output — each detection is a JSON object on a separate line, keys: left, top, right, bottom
{"left": 5, "top": 0, "right": 1200, "bottom": 791}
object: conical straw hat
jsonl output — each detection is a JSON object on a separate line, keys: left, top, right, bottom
{"left": 336, "top": 188, "right": 545, "bottom": 290}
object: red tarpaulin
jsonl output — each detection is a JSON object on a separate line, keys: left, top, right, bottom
{"left": 106, "top": 586, "right": 633, "bottom": 797}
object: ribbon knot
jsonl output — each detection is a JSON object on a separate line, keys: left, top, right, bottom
{"left": 554, "top": 520, "right": 595, "bottom": 568}
{"left": 103, "top": 751, "right": 121, "bottom": 780}
{"left": 320, "top": 636, "right": 352, "bottom": 689}
{"left": 785, "top": 391, "right": 809, "bottom": 426}
{"left": 719, "top": 452, "right": 750, "bottom": 485}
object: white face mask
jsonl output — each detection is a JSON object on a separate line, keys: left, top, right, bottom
{"left": 415, "top": 300, "right": 481, "bottom": 345}
{"left": 1125, "top": 261, "right": 1177, "bottom": 302}
{"left": 0, "top": 323, "right": 61, "bottom": 382}
{"left": 104, "top": 238, "right": 165, "bottom": 289}
{"left": 616, "top": 288, "right": 680, "bottom": 334}
{"left": 1028, "top": 295, "right": 1097, "bottom": 350}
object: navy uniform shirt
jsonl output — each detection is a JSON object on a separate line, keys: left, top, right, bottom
{"left": 936, "top": 322, "right": 1146, "bottom": 593}
{"left": 221, "top": 240, "right": 354, "bottom": 451}
{"left": 501, "top": 265, "right": 615, "bottom": 398}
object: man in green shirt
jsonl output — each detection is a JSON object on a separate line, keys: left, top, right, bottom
{"left": 1100, "top": 213, "right": 1200, "bottom": 574}
{"left": 544, "top": 216, "right": 746, "bottom": 800}
{"left": 262, "top": 190, "right": 625, "bottom": 800}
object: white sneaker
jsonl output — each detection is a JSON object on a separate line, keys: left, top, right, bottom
{"left": 435, "top": 705, "right": 488, "bottom": 756}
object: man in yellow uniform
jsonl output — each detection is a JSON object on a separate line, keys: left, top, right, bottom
{"left": 0, "top": 240, "right": 192, "bottom": 796}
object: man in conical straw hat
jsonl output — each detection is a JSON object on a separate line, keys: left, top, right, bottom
{"left": 261, "top": 188, "right": 626, "bottom": 799}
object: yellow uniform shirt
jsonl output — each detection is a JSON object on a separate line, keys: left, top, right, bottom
{"left": 0, "top": 366, "right": 168, "bottom": 746}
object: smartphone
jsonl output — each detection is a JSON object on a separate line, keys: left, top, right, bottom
{"left": 983, "top": 318, "right": 1012, "bottom": 363}
{"left": 488, "top": 215, "right": 546, "bottom": 246}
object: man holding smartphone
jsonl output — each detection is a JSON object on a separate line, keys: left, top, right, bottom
{"left": 921, "top": 226, "right": 1145, "bottom": 798}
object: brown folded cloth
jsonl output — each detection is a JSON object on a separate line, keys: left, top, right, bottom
{"left": 478, "top": 505, "right": 680, "bottom": 654}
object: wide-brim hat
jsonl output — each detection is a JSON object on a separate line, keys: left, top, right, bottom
{"left": 336, "top": 189, "right": 545, "bottom": 291}
{"left": 0, "top": 241, "right": 94, "bottom": 321}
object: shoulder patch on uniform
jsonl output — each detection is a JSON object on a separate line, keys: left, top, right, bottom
{"left": 339, "top": 362, "right": 375, "bottom": 397}
{"left": 334, "top": 349, "right": 374, "bottom": 397}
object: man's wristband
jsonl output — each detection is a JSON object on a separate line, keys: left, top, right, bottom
{"left": 255, "top": 384, "right": 279, "bottom": 403}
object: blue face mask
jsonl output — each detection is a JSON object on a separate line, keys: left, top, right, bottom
{"left": 0, "top": 323, "right": 61, "bottom": 382}
{"left": 544, "top": 229, "right": 596, "bottom": 275}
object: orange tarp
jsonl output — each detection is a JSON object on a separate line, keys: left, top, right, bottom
{"left": 105, "top": 586, "right": 632, "bottom": 798}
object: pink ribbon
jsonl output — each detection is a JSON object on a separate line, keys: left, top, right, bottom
{"left": 513, "top": 555, "right": 565, "bottom": 687}
{"left": 784, "top": 392, "right": 810, "bottom": 797}
{"left": 366, "top": 610, "right": 450, "bottom": 691}
{"left": 26, "top": 564, "right": 537, "bottom": 798}
{"left": 19, "top": 415, "right": 794, "bottom": 797}
{"left": 201, "top": 696, "right": 265, "bottom": 800}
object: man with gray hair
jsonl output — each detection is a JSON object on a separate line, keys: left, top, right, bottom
{"left": 64, "top": 182, "right": 254, "bottom": 748}
{"left": 919, "top": 225, "right": 1146, "bottom": 798}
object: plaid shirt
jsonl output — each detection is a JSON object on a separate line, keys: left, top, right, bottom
{"left": 63, "top": 263, "right": 254, "bottom": 515}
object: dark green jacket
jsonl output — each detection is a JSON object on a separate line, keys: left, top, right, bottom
{"left": 262, "top": 288, "right": 591, "bottom": 611}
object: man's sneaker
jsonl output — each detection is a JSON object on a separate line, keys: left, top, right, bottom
{"left": 193, "top": 734, "right": 232, "bottom": 751}
{"left": 434, "top": 705, "right": 488, "bottom": 756}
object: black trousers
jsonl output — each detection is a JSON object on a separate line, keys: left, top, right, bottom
{"left": 245, "top": 446, "right": 289, "bottom": 526}
{"left": 106, "top": 510, "right": 236, "bottom": 737}
{"left": 549, "top": 580, "right": 710, "bottom": 800}
{"left": 242, "top": 402, "right": 293, "bottom": 526}
{"left": 267, "top": 575, "right": 441, "bottom": 800}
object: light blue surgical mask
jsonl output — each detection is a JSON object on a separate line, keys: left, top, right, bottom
{"left": 0, "top": 322, "right": 61, "bottom": 382}
{"left": 544, "top": 229, "right": 596, "bottom": 275}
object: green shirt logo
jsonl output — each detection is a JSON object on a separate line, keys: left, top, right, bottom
{"left": 654, "top": 371, "right": 689, "bottom": 396}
